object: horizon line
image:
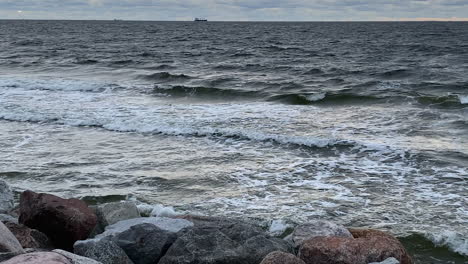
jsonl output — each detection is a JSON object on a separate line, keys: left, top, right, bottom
{"left": 1, "top": 18, "right": 468, "bottom": 22}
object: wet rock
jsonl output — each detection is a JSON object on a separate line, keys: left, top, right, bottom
{"left": 112, "top": 223, "right": 176, "bottom": 264}
{"left": 53, "top": 249, "right": 103, "bottom": 264}
{"left": 96, "top": 217, "right": 192, "bottom": 239}
{"left": 0, "top": 252, "right": 72, "bottom": 264}
{"left": 298, "top": 228, "right": 412, "bottom": 264}
{"left": 292, "top": 220, "right": 352, "bottom": 247}
{"left": 370, "top": 257, "right": 400, "bottom": 264}
{"left": 18, "top": 191, "right": 97, "bottom": 250}
{"left": 0, "top": 214, "right": 17, "bottom": 224}
{"left": 260, "top": 251, "right": 306, "bottom": 264}
{"left": 73, "top": 237, "right": 133, "bottom": 264}
{"left": 0, "top": 180, "right": 14, "bottom": 214}
{"left": 95, "top": 201, "right": 140, "bottom": 229}
{"left": 4, "top": 222, "right": 52, "bottom": 249}
{"left": 0, "top": 221, "right": 24, "bottom": 253}
{"left": 158, "top": 220, "right": 293, "bottom": 264}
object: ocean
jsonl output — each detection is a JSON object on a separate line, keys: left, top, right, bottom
{"left": 0, "top": 20, "right": 467, "bottom": 263}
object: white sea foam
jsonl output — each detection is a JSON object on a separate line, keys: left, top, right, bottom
{"left": 268, "top": 219, "right": 292, "bottom": 236}
{"left": 305, "top": 93, "right": 326, "bottom": 102}
{"left": 458, "top": 94, "right": 468, "bottom": 104}
{"left": 426, "top": 230, "right": 468, "bottom": 256}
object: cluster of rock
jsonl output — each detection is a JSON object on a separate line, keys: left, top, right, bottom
{"left": 0, "top": 180, "right": 412, "bottom": 264}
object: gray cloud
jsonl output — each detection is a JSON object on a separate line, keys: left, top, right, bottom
{"left": 0, "top": 0, "right": 467, "bottom": 20}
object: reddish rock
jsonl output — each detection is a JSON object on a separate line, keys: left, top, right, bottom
{"left": 4, "top": 222, "right": 53, "bottom": 249}
{"left": 298, "top": 228, "right": 412, "bottom": 264}
{"left": 260, "top": 251, "right": 306, "bottom": 264}
{"left": 0, "top": 252, "right": 72, "bottom": 264}
{"left": 18, "top": 191, "right": 97, "bottom": 251}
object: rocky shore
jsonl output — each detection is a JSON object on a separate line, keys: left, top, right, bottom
{"left": 0, "top": 180, "right": 411, "bottom": 264}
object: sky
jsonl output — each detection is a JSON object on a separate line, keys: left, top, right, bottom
{"left": 1, "top": 0, "right": 468, "bottom": 21}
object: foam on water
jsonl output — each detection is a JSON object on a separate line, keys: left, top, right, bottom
{"left": 426, "top": 231, "right": 468, "bottom": 256}
{"left": 458, "top": 94, "right": 468, "bottom": 104}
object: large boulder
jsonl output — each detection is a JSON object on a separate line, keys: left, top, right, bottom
{"left": 4, "top": 222, "right": 52, "bottom": 249}
{"left": 0, "top": 180, "right": 14, "bottom": 214}
{"left": 260, "top": 251, "right": 306, "bottom": 264}
{"left": 94, "top": 202, "right": 140, "bottom": 232}
{"left": 0, "top": 252, "right": 72, "bottom": 264}
{"left": 18, "top": 191, "right": 97, "bottom": 250}
{"left": 158, "top": 219, "right": 293, "bottom": 264}
{"left": 298, "top": 228, "right": 412, "bottom": 264}
{"left": 53, "top": 249, "right": 103, "bottom": 264}
{"left": 0, "top": 252, "right": 21, "bottom": 262}
{"left": 112, "top": 223, "right": 176, "bottom": 264}
{"left": 96, "top": 217, "right": 193, "bottom": 239}
{"left": 292, "top": 220, "right": 352, "bottom": 247}
{"left": 0, "top": 221, "right": 24, "bottom": 253}
{"left": 73, "top": 237, "right": 133, "bottom": 264}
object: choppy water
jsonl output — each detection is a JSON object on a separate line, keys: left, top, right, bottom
{"left": 0, "top": 20, "right": 467, "bottom": 263}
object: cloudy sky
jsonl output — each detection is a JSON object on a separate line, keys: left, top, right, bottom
{"left": 1, "top": 0, "right": 468, "bottom": 21}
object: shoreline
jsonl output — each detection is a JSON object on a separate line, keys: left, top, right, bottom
{"left": 1, "top": 180, "right": 467, "bottom": 264}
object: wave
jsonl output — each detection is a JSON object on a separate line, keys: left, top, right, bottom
{"left": 75, "top": 59, "right": 99, "bottom": 65}
{"left": 152, "top": 85, "right": 262, "bottom": 99}
{"left": 400, "top": 233, "right": 468, "bottom": 262}
{"left": 139, "top": 72, "right": 193, "bottom": 82}
{"left": 425, "top": 231, "right": 468, "bottom": 257}
{"left": 268, "top": 92, "right": 381, "bottom": 105}
{"left": 0, "top": 112, "right": 358, "bottom": 151}
{"left": 376, "top": 69, "right": 413, "bottom": 79}
{"left": 458, "top": 95, "right": 468, "bottom": 104}
{"left": 417, "top": 94, "right": 467, "bottom": 108}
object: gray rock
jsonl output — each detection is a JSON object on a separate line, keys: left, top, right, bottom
{"left": 96, "top": 217, "right": 193, "bottom": 239}
{"left": 0, "top": 214, "right": 17, "bottom": 224}
{"left": 0, "top": 252, "right": 21, "bottom": 262}
{"left": 0, "top": 252, "right": 72, "bottom": 264}
{"left": 292, "top": 220, "right": 352, "bottom": 247}
{"left": 158, "top": 221, "right": 293, "bottom": 264}
{"left": 73, "top": 237, "right": 133, "bottom": 264}
{"left": 113, "top": 223, "right": 176, "bottom": 264}
{"left": 95, "top": 202, "right": 140, "bottom": 229}
{"left": 0, "top": 180, "right": 14, "bottom": 214}
{"left": 260, "top": 251, "right": 306, "bottom": 264}
{"left": 53, "top": 249, "right": 103, "bottom": 264}
{"left": 370, "top": 257, "right": 400, "bottom": 264}
{"left": 0, "top": 221, "right": 24, "bottom": 253}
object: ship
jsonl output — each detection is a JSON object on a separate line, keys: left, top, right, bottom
{"left": 194, "top": 18, "right": 208, "bottom": 22}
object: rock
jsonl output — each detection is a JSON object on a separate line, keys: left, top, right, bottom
{"left": 96, "top": 217, "right": 193, "bottom": 239}
{"left": 0, "top": 214, "right": 17, "bottom": 224}
{"left": 73, "top": 237, "right": 133, "bottom": 264}
{"left": 370, "top": 257, "right": 400, "bottom": 264}
{"left": 112, "top": 223, "right": 176, "bottom": 264}
{"left": 0, "top": 221, "right": 24, "bottom": 253}
{"left": 298, "top": 228, "right": 412, "bottom": 264}
{"left": 18, "top": 190, "right": 97, "bottom": 250}
{"left": 292, "top": 220, "right": 352, "bottom": 247}
{"left": 53, "top": 249, "right": 103, "bottom": 264}
{"left": 158, "top": 220, "right": 293, "bottom": 264}
{"left": 0, "top": 180, "right": 14, "bottom": 214}
{"left": 0, "top": 252, "right": 21, "bottom": 262}
{"left": 0, "top": 252, "right": 72, "bottom": 264}
{"left": 95, "top": 202, "right": 140, "bottom": 229}
{"left": 260, "top": 251, "right": 306, "bottom": 264}
{"left": 4, "top": 222, "right": 52, "bottom": 249}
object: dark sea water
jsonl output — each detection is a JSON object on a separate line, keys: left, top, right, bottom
{"left": 0, "top": 20, "right": 467, "bottom": 263}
